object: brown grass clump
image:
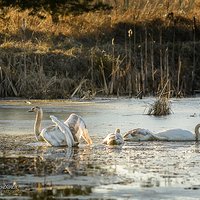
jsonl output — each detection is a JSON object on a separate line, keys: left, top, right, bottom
{"left": 148, "top": 97, "right": 171, "bottom": 116}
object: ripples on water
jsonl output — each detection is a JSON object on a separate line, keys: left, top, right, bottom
{"left": 1, "top": 98, "right": 200, "bottom": 199}
{"left": 1, "top": 134, "right": 200, "bottom": 199}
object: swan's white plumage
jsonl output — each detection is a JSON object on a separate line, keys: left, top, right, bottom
{"left": 38, "top": 116, "right": 75, "bottom": 147}
{"left": 64, "top": 113, "right": 92, "bottom": 145}
{"left": 155, "top": 129, "right": 195, "bottom": 141}
{"left": 50, "top": 115, "right": 75, "bottom": 147}
{"left": 123, "top": 128, "right": 156, "bottom": 141}
{"left": 103, "top": 129, "right": 124, "bottom": 145}
{"left": 29, "top": 107, "right": 92, "bottom": 147}
{"left": 40, "top": 126, "right": 67, "bottom": 146}
{"left": 123, "top": 126, "right": 200, "bottom": 141}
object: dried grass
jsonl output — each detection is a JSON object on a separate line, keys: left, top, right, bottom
{"left": 148, "top": 97, "right": 171, "bottom": 116}
{"left": 1, "top": 1, "right": 200, "bottom": 98}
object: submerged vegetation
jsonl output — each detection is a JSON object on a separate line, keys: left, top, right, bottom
{"left": 0, "top": 0, "right": 200, "bottom": 99}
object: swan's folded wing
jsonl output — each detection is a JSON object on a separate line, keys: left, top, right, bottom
{"left": 50, "top": 115, "right": 75, "bottom": 147}
{"left": 156, "top": 129, "right": 194, "bottom": 141}
{"left": 123, "top": 128, "right": 156, "bottom": 141}
{"left": 104, "top": 134, "right": 122, "bottom": 145}
{"left": 103, "top": 133, "right": 115, "bottom": 144}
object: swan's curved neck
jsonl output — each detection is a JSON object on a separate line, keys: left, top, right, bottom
{"left": 34, "top": 109, "right": 43, "bottom": 141}
{"left": 195, "top": 123, "right": 200, "bottom": 141}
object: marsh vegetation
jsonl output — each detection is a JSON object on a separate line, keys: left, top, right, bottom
{"left": 0, "top": 0, "right": 200, "bottom": 99}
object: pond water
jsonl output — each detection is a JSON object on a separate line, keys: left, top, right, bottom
{"left": 1, "top": 97, "right": 200, "bottom": 199}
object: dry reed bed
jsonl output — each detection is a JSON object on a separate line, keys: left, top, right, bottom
{"left": 0, "top": 0, "right": 200, "bottom": 98}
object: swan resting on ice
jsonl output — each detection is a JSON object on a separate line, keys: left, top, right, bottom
{"left": 28, "top": 106, "right": 92, "bottom": 147}
{"left": 103, "top": 128, "right": 124, "bottom": 145}
{"left": 123, "top": 125, "right": 200, "bottom": 142}
{"left": 123, "top": 128, "right": 157, "bottom": 141}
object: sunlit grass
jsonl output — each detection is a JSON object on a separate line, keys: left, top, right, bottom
{"left": 0, "top": 0, "right": 199, "bottom": 53}
{"left": 0, "top": 0, "right": 200, "bottom": 98}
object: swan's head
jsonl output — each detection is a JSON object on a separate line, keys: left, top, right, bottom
{"left": 123, "top": 128, "right": 153, "bottom": 141}
{"left": 28, "top": 106, "right": 42, "bottom": 113}
{"left": 195, "top": 123, "right": 200, "bottom": 141}
{"left": 115, "top": 128, "right": 120, "bottom": 135}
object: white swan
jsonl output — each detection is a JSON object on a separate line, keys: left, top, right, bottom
{"left": 123, "top": 128, "right": 157, "bottom": 141}
{"left": 28, "top": 106, "right": 92, "bottom": 147}
{"left": 123, "top": 125, "right": 200, "bottom": 142}
{"left": 64, "top": 113, "right": 93, "bottom": 145}
{"left": 103, "top": 128, "right": 124, "bottom": 145}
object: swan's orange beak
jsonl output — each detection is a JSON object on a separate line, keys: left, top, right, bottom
{"left": 82, "top": 129, "right": 93, "bottom": 145}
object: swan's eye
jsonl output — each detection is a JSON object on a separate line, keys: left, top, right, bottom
{"left": 28, "top": 107, "right": 37, "bottom": 112}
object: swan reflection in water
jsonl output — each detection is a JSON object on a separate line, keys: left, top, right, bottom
{"left": 34, "top": 147, "right": 76, "bottom": 176}
{"left": 28, "top": 106, "right": 93, "bottom": 147}
{"left": 32, "top": 145, "right": 94, "bottom": 177}
{"left": 0, "top": 145, "right": 94, "bottom": 198}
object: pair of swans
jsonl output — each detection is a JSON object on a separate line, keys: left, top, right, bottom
{"left": 29, "top": 106, "right": 92, "bottom": 147}
{"left": 103, "top": 125, "right": 200, "bottom": 145}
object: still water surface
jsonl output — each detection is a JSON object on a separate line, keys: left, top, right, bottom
{"left": 0, "top": 98, "right": 200, "bottom": 199}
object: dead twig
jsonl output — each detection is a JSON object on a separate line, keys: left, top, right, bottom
{"left": 70, "top": 79, "right": 87, "bottom": 98}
